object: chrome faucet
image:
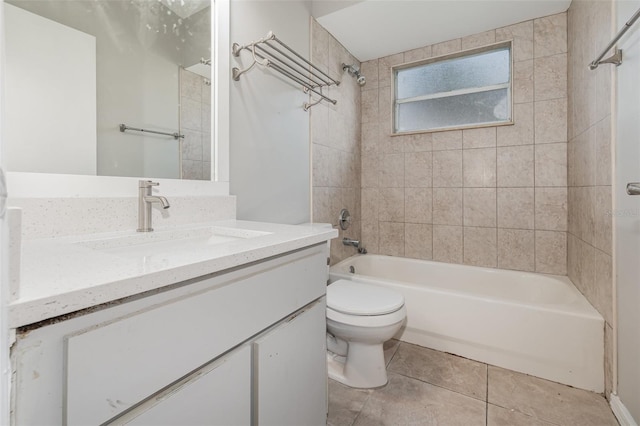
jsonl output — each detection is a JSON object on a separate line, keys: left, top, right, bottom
{"left": 342, "top": 238, "right": 367, "bottom": 254}
{"left": 137, "top": 180, "right": 170, "bottom": 232}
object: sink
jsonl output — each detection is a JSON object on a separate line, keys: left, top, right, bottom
{"left": 76, "top": 226, "right": 272, "bottom": 257}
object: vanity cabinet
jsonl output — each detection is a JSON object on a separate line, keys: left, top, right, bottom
{"left": 11, "top": 243, "right": 329, "bottom": 425}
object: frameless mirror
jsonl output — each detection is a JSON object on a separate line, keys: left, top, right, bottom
{"left": 4, "top": 0, "right": 212, "bottom": 180}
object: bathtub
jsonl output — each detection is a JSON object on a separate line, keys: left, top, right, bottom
{"left": 330, "top": 255, "right": 604, "bottom": 392}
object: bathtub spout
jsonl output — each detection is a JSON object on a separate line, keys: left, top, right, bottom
{"left": 343, "top": 238, "right": 367, "bottom": 254}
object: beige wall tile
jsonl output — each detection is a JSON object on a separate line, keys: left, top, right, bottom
{"left": 535, "top": 230, "right": 567, "bottom": 274}
{"left": 497, "top": 103, "right": 534, "bottom": 146}
{"left": 433, "top": 39, "right": 462, "bottom": 57}
{"left": 535, "top": 143, "right": 567, "bottom": 187}
{"left": 361, "top": 188, "right": 379, "bottom": 223}
{"left": 361, "top": 121, "right": 379, "bottom": 155}
{"left": 535, "top": 98, "right": 568, "bottom": 143}
{"left": 463, "top": 148, "right": 497, "bottom": 188}
{"left": 534, "top": 53, "right": 567, "bottom": 101}
{"left": 379, "top": 188, "right": 405, "bottom": 222}
{"left": 379, "top": 221, "right": 405, "bottom": 256}
{"left": 311, "top": 103, "right": 329, "bottom": 146}
{"left": 361, "top": 153, "right": 379, "bottom": 188}
{"left": 497, "top": 188, "right": 535, "bottom": 229}
{"left": 405, "top": 188, "right": 432, "bottom": 224}
{"left": 594, "top": 186, "right": 612, "bottom": 254}
{"left": 496, "top": 21, "right": 534, "bottom": 61}
{"left": 572, "top": 127, "right": 596, "bottom": 186}
{"left": 464, "top": 227, "right": 497, "bottom": 267}
{"left": 461, "top": 30, "right": 496, "bottom": 50}
{"left": 405, "top": 223, "right": 433, "bottom": 260}
{"left": 534, "top": 13, "right": 567, "bottom": 58}
{"left": 433, "top": 150, "right": 463, "bottom": 187}
{"left": 497, "top": 145, "right": 534, "bottom": 187}
{"left": 575, "top": 186, "right": 595, "bottom": 245}
{"left": 513, "top": 60, "right": 534, "bottom": 104}
{"left": 403, "top": 46, "right": 432, "bottom": 63}
{"left": 433, "top": 225, "right": 463, "bottom": 263}
{"left": 595, "top": 117, "right": 612, "bottom": 186}
{"left": 594, "top": 249, "right": 613, "bottom": 325}
{"left": 535, "top": 188, "right": 568, "bottom": 231}
{"left": 402, "top": 132, "right": 433, "bottom": 152}
{"left": 463, "top": 127, "right": 497, "bottom": 149}
{"left": 498, "top": 229, "right": 535, "bottom": 271}
{"left": 361, "top": 221, "right": 379, "bottom": 254}
{"left": 313, "top": 143, "right": 332, "bottom": 187}
{"left": 378, "top": 53, "right": 404, "bottom": 87}
{"left": 605, "top": 323, "right": 614, "bottom": 398}
{"left": 361, "top": 89, "right": 378, "bottom": 124}
{"left": 433, "top": 130, "right": 463, "bottom": 150}
{"left": 312, "top": 20, "right": 329, "bottom": 69}
{"left": 433, "top": 188, "right": 463, "bottom": 225}
{"left": 361, "top": 59, "right": 379, "bottom": 90}
{"left": 464, "top": 188, "right": 497, "bottom": 227}
{"left": 380, "top": 153, "right": 404, "bottom": 187}
{"left": 576, "top": 237, "right": 596, "bottom": 300}
{"left": 405, "top": 152, "right": 433, "bottom": 187}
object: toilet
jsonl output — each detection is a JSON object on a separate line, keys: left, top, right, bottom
{"left": 326, "top": 279, "right": 406, "bottom": 389}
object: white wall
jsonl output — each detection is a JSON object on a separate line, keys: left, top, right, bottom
{"left": 229, "top": 0, "right": 311, "bottom": 224}
{"left": 616, "top": 0, "right": 640, "bottom": 421}
{"left": 4, "top": 4, "right": 96, "bottom": 175}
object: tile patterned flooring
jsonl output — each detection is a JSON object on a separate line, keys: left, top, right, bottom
{"left": 328, "top": 340, "right": 619, "bottom": 426}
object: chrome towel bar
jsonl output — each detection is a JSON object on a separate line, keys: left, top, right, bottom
{"left": 232, "top": 31, "right": 340, "bottom": 110}
{"left": 589, "top": 7, "right": 640, "bottom": 70}
{"left": 119, "top": 124, "right": 184, "bottom": 140}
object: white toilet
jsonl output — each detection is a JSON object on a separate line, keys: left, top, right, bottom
{"left": 326, "top": 279, "right": 406, "bottom": 389}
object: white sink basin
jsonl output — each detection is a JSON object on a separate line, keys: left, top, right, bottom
{"left": 76, "top": 226, "right": 271, "bottom": 257}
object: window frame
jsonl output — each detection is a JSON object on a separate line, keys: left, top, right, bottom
{"left": 391, "top": 40, "right": 514, "bottom": 136}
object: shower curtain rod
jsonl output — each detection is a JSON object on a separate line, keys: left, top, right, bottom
{"left": 589, "top": 6, "right": 640, "bottom": 70}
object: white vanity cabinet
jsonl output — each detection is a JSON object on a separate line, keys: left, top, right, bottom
{"left": 11, "top": 243, "right": 329, "bottom": 425}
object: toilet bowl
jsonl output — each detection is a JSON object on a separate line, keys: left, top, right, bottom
{"left": 326, "top": 279, "right": 406, "bottom": 389}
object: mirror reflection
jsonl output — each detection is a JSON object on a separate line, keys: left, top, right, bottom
{"left": 4, "top": 0, "right": 212, "bottom": 180}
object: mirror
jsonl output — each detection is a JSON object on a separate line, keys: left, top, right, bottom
{"left": 4, "top": 0, "right": 212, "bottom": 180}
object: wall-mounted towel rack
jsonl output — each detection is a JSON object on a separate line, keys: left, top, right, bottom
{"left": 590, "top": 7, "right": 640, "bottom": 70}
{"left": 232, "top": 31, "right": 340, "bottom": 110}
{"left": 119, "top": 124, "right": 184, "bottom": 140}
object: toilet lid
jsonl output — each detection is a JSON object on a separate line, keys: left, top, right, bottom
{"left": 327, "top": 280, "right": 405, "bottom": 316}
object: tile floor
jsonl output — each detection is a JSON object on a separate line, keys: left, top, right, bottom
{"left": 328, "top": 340, "right": 619, "bottom": 426}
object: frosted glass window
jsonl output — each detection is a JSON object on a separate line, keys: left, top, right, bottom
{"left": 394, "top": 43, "right": 511, "bottom": 133}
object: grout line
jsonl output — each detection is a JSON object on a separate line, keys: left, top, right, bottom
{"left": 486, "top": 365, "right": 490, "bottom": 425}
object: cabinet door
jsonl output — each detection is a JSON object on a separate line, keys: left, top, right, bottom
{"left": 253, "top": 299, "right": 327, "bottom": 426}
{"left": 119, "top": 344, "right": 251, "bottom": 426}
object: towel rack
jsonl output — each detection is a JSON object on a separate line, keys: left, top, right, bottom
{"left": 589, "top": 7, "right": 640, "bottom": 70}
{"left": 119, "top": 124, "right": 184, "bottom": 140}
{"left": 232, "top": 31, "right": 340, "bottom": 110}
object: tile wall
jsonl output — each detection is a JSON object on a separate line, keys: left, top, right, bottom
{"left": 180, "top": 68, "right": 212, "bottom": 180}
{"left": 360, "top": 13, "right": 568, "bottom": 274}
{"left": 311, "top": 20, "right": 362, "bottom": 264}
{"left": 567, "top": 0, "right": 614, "bottom": 397}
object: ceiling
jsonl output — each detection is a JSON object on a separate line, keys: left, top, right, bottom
{"left": 314, "top": 0, "right": 571, "bottom": 62}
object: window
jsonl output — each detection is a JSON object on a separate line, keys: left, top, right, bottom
{"left": 393, "top": 42, "right": 512, "bottom": 134}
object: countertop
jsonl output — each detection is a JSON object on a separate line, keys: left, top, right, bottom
{"left": 10, "top": 220, "right": 337, "bottom": 328}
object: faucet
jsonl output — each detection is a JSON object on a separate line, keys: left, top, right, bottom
{"left": 342, "top": 238, "right": 367, "bottom": 254}
{"left": 137, "top": 180, "right": 170, "bottom": 232}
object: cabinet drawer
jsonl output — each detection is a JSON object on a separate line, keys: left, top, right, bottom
{"left": 64, "top": 245, "right": 326, "bottom": 426}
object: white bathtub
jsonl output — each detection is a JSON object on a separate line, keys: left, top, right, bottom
{"left": 330, "top": 255, "right": 604, "bottom": 392}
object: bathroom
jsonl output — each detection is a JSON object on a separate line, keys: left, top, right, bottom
{"left": 0, "top": 0, "right": 639, "bottom": 424}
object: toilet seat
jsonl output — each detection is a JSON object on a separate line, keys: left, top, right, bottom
{"left": 327, "top": 280, "right": 404, "bottom": 316}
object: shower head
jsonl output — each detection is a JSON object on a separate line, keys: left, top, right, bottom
{"left": 342, "top": 63, "right": 366, "bottom": 86}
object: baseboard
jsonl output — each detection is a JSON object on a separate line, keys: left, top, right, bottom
{"left": 611, "top": 394, "right": 638, "bottom": 426}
